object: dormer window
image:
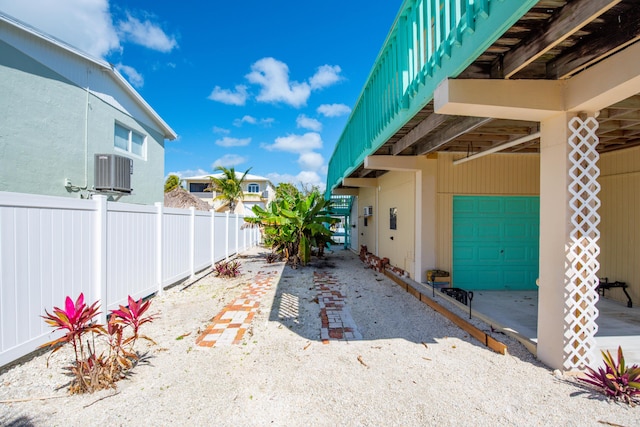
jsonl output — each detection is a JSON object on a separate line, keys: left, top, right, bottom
{"left": 247, "top": 183, "right": 260, "bottom": 193}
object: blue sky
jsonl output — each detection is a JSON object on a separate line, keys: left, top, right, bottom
{"left": 0, "top": 0, "right": 402, "bottom": 190}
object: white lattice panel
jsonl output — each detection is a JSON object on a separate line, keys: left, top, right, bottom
{"left": 563, "top": 116, "right": 601, "bottom": 370}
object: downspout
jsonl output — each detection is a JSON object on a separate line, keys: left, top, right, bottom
{"left": 64, "top": 67, "right": 91, "bottom": 194}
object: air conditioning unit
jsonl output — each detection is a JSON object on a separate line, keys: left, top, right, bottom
{"left": 94, "top": 154, "right": 132, "bottom": 193}
{"left": 363, "top": 206, "right": 373, "bottom": 217}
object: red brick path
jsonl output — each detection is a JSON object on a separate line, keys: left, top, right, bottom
{"left": 314, "top": 271, "right": 362, "bottom": 344}
{"left": 196, "top": 271, "right": 276, "bottom": 347}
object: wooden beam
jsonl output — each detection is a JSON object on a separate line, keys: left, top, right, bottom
{"left": 332, "top": 188, "right": 359, "bottom": 196}
{"left": 364, "top": 155, "right": 424, "bottom": 171}
{"left": 383, "top": 270, "right": 507, "bottom": 355}
{"left": 547, "top": 6, "right": 640, "bottom": 79}
{"left": 503, "top": 0, "right": 621, "bottom": 78}
{"left": 414, "top": 116, "right": 493, "bottom": 155}
{"left": 391, "top": 113, "right": 449, "bottom": 155}
{"left": 342, "top": 178, "right": 378, "bottom": 188}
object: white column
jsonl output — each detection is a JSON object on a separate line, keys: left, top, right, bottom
{"left": 94, "top": 195, "right": 107, "bottom": 324}
{"left": 189, "top": 207, "right": 196, "bottom": 278}
{"left": 210, "top": 210, "right": 215, "bottom": 267}
{"left": 538, "top": 112, "right": 601, "bottom": 370}
{"left": 155, "top": 202, "right": 164, "bottom": 295}
{"left": 225, "top": 211, "right": 230, "bottom": 260}
{"left": 235, "top": 213, "right": 240, "bottom": 255}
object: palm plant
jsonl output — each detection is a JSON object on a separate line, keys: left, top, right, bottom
{"left": 206, "top": 166, "right": 251, "bottom": 212}
{"left": 247, "top": 189, "right": 337, "bottom": 266}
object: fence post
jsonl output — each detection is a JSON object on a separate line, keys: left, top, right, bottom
{"left": 155, "top": 202, "right": 164, "bottom": 295}
{"left": 94, "top": 195, "right": 108, "bottom": 324}
{"left": 235, "top": 213, "right": 239, "bottom": 255}
{"left": 210, "top": 209, "right": 215, "bottom": 267}
{"left": 190, "top": 207, "right": 196, "bottom": 278}
{"left": 243, "top": 215, "right": 246, "bottom": 251}
{"left": 225, "top": 211, "right": 230, "bottom": 260}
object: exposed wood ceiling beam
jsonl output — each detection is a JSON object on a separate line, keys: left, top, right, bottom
{"left": 547, "top": 6, "right": 640, "bottom": 79}
{"left": 414, "top": 117, "right": 493, "bottom": 155}
{"left": 391, "top": 113, "right": 449, "bottom": 155}
{"left": 499, "top": 0, "right": 621, "bottom": 79}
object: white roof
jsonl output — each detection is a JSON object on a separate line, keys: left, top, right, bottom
{"left": 0, "top": 11, "right": 177, "bottom": 140}
{"left": 184, "top": 173, "right": 273, "bottom": 183}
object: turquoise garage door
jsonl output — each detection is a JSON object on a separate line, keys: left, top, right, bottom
{"left": 453, "top": 196, "right": 539, "bottom": 291}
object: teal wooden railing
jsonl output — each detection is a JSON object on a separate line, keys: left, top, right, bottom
{"left": 325, "top": 0, "right": 538, "bottom": 196}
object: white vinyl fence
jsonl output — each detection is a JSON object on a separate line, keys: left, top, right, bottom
{"left": 0, "top": 191, "right": 260, "bottom": 368}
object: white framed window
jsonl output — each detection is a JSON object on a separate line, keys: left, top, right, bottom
{"left": 114, "top": 123, "right": 146, "bottom": 159}
{"left": 247, "top": 183, "right": 260, "bottom": 193}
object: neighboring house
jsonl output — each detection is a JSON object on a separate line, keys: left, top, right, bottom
{"left": 183, "top": 172, "right": 275, "bottom": 215}
{"left": 326, "top": 1, "right": 640, "bottom": 371}
{"left": 0, "top": 12, "right": 176, "bottom": 205}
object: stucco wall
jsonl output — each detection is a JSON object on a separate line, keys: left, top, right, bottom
{"left": 377, "top": 171, "right": 416, "bottom": 275}
{"left": 356, "top": 187, "right": 376, "bottom": 253}
{"left": 0, "top": 40, "right": 165, "bottom": 205}
{"left": 598, "top": 145, "right": 640, "bottom": 305}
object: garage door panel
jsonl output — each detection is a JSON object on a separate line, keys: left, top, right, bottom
{"left": 453, "top": 198, "right": 476, "bottom": 214}
{"left": 453, "top": 223, "right": 475, "bottom": 239}
{"left": 478, "top": 199, "right": 502, "bottom": 213}
{"left": 453, "top": 246, "right": 475, "bottom": 261}
{"left": 478, "top": 223, "right": 501, "bottom": 239}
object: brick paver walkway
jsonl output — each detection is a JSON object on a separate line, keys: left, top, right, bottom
{"left": 314, "top": 271, "right": 362, "bottom": 343}
{"left": 196, "top": 271, "right": 276, "bottom": 347}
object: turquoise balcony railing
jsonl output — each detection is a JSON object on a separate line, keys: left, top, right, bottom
{"left": 325, "top": 0, "right": 538, "bottom": 197}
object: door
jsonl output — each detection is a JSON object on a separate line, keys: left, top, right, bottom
{"left": 453, "top": 196, "right": 539, "bottom": 290}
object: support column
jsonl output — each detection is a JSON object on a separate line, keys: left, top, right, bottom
{"left": 538, "top": 113, "right": 601, "bottom": 370}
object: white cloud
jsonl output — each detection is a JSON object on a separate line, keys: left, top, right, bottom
{"left": 263, "top": 132, "right": 322, "bottom": 154}
{"left": 117, "top": 13, "right": 177, "bottom": 52}
{"left": 296, "top": 171, "right": 325, "bottom": 189}
{"left": 116, "top": 63, "right": 144, "bottom": 88}
{"left": 298, "top": 152, "right": 324, "bottom": 171}
{"left": 0, "top": 0, "right": 120, "bottom": 58}
{"left": 296, "top": 114, "right": 322, "bottom": 132}
{"left": 166, "top": 168, "right": 209, "bottom": 179}
{"left": 266, "top": 171, "right": 325, "bottom": 192}
{"left": 233, "top": 115, "right": 275, "bottom": 127}
{"left": 317, "top": 103, "right": 352, "bottom": 117}
{"left": 234, "top": 115, "right": 257, "bottom": 126}
{"left": 212, "top": 126, "right": 230, "bottom": 134}
{"left": 208, "top": 85, "right": 248, "bottom": 106}
{"left": 246, "top": 57, "right": 310, "bottom": 108}
{"left": 309, "top": 65, "right": 343, "bottom": 90}
{"left": 213, "top": 154, "right": 247, "bottom": 168}
{"left": 215, "top": 137, "right": 251, "bottom": 147}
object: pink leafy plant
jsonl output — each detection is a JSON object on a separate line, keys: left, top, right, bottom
{"left": 40, "top": 293, "right": 155, "bottom": 394}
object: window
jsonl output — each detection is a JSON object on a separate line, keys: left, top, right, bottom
{"left": 189, "top": 183, "right": 208, "bottom": 193}
{"left": 114, "top": 123, "right": 146, "bottom": 158}
{"left": 390, "top": 207, "right": 397, "bottom": 230}
{"left": 247, "top": 183, "right": 260, "bottom": 193}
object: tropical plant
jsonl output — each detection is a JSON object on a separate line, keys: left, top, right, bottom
{"left": 164, "top": 174, "right": 182, "bottom": 192}
{"left": 578, "top": 346, "right": 640, "bottom": 405}
{"left": 40, "top": 293, "right": 155, "bottom": 394}
{"left": 247, "top": 188, "right": 338, "bottom": 266}
{"left": 41, "top": 293, "right": 105, "bottom": 365}
{"left": 214, "top": 260, "right": 242, "bottom": 278}
{"left": 206, "top": 166, "right": 251, "bottom": 212}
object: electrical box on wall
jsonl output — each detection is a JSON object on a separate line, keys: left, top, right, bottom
{"left": 363, "top": 206, "right": 373, "bottom": 217}
{"left": 94, "top": 154, "right": 133, "bottom": 193}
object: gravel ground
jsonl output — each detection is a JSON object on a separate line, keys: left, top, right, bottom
{"left": 1, "top": 246, "right": 638, "bottom": 427}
